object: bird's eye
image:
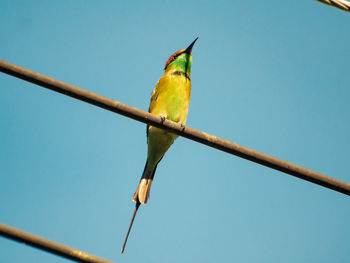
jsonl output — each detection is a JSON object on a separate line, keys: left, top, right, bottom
{"left": 173, "top": 53, "right": 183, "bottom": 61}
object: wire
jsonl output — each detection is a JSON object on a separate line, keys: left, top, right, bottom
{"left": 316, "top": 0, "right": 350, "bottom": 12}
{"left": 0, "top": 223, "right": 114, "bottom": 263}
{"left": 1, "top": 59, "right": 350, "bottom": 197}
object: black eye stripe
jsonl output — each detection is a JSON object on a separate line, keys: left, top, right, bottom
{"left": 173, "top": 51, "right": 185, "bottom": 60}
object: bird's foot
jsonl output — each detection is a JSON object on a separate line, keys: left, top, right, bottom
{"left": 160, "top": 115, "right": 166, "bottom": 124}
{"left": 180, "top": 123, "right": 186, "bottom": 132}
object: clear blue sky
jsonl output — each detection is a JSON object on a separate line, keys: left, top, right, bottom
{"left": 1, "top": 1, "right": 349, "bottom": 262}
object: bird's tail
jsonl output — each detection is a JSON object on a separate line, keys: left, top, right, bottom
{"left": 132, "top": 161, "right": 157, "bottom": 204}
{"left": 121, "top": 161, "right": 158, "bottom": 253}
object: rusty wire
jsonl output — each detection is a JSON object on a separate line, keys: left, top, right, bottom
{"left": 0, "top": 223, "right": 114, "bottom": 263}
{"left": 1, "top": 59, "right": 350, "bottom": 196}
{"left": 316, "top": 0, "right": 350, "bottom": 12}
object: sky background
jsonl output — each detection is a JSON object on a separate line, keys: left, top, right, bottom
{"left": 1, "top": 1, "right": 350, "bottom": 262}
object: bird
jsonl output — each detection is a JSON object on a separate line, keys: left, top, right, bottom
{"left": 121, "top": 37, "right": 198, "bottom": 253}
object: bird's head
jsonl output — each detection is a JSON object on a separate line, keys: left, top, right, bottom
{"left": 164, "top": 37, "right": 198, "bottom": 77}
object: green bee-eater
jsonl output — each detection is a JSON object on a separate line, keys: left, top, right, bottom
{"left": 122, "top": 38, "right": 198, "bottom": 253}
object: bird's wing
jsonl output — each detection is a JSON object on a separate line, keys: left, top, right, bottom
{"left": 149, "top": 78, "right": 162, "bottom": 114}
{"left": 147, "top": 77, "right": 163, "bottom": 139}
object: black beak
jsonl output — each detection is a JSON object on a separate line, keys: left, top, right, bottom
{"left": 185, "top": 37, "right": 198, "bottom": 55}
